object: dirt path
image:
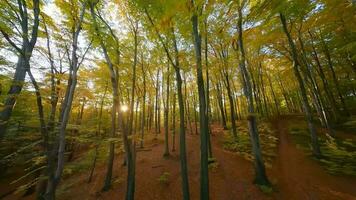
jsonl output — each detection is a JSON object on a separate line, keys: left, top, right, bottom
{"left": 57, "top": 128, "right": 271, "bottom": 200}
{"left": 272, "top": 118, "right": 356, "bottom": 200}
{"left": 4, "top": 119, "right": 356, "bottom": 200}
{"left": 50, "top": 123, "right": 356, "bottom": 200}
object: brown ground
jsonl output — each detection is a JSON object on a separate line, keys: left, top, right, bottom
{"left": 2, "top": 117, "right": 356, "bottom": 200}
{"left": 271, "top": 118, "right": 356, "bottom": 200}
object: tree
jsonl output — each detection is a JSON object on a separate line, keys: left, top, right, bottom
{"left": 45, "top": 1, "right": 89, "bottom": 199}
{"left": 233, "top": 0, "right": 270, "bottom": 186}
{"left": 279, "top": 12, "right": 321, "bottom": 157}
{"left": 0, "top": 0, "right": 41, "bottom": 138}
{"left": 190, "top": 0, "right": 210, "bottom": 198}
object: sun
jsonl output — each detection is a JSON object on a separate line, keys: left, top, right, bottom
{"left": 120, "top": 105, "right": 128, "bottom": 112}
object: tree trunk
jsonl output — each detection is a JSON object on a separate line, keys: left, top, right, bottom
{"left": 172, "top": 92, "right": 176, "bottom": 152}
{"left": 267, "top": 74, "right": 280, "bottom": 116}
{"left": 280, "top": 12, "right": 321, "bottom": 157}
{"left": 140, "top": 58, "right": 146, "bottom": 148}
{"left": 44, "top": 3, "right": 87, "bottom": 199}
{"left": 191, "top": 3, "right": 209, "bottom": 198}
{"left": 125, "top": 21, "right": 139, "bottom": 200}
{"left": 144, "top": 10, "right": 190, "bottom": 198}
{"left": 88, "top": 83, "right": 108, "bottom": 183}
{"left": 235, "top": 2, "right": 270, "bottom": 186}
{"left": 0, "top": 0, "right": 40, "bottom": 139}
{"left": 184, "top": 74, "right": 194, "bottom": 134}
{"left": 216, "top": 83, "right": 228, "bottom": 129}
{"left": 222, "top": 72, "right": 238, "bottom": 138}
{"left": 319, "top": 33, "right": 349, "bottom": 116}
{"left": 163, "top": 64, "right": 170, "bottom": 157}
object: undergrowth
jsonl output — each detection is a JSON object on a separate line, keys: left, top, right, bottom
{"left": 222, "top": 122, "right": 278, "bottom": 168}
{"left": 157, "top": 172, "right": 170, "bottom": 185}
{"left": 289, "top": 122, "right": 356, "bottom": 176}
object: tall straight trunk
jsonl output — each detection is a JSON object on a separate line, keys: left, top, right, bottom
{"left": 175, "top": 66, "right": 190, "bottom": 200}
{"left": 155, "top": 69, "right": 160, "bottom": 138}
{"left": 90, "top": 4, "right": 119, "bottom": 191}
{"left": 134, "top": 100, "right": 139, "bottom": 133}
{"left": 319, "top": 33, "right": 349, "bottom": 116}
{"left": 277, "top": 74, "right": 293, "bottom": 113}
{"left": 298, "top": 33, "right": 334, "bottom": 136}
{"left": 267, "top": 74, "right": 280, "bottom": 116}
{"left": 27, "top": 68, "right": 49, "bottom": 198}
{"left": 184, "top": 75, "right": 194, "bottom": 134}
{"left": 148, "top": 99, "right": 153, "bottom": 131}
{"left": 231, "top": 81, "right": 242, "bottom": 120}
{"left": 193, "top": 94, "right": 199, "bottom": 135}
{"left": 309, "top": 31, "right": 338, "bottom": 121}
{"left": 158, "top": 75, "right": 162, "bottom": 135}
{"left": 0, "top": 0, "right": 40, "bottom": 139}
{"left": 163, "top": 64, "right": 170, "bottom": 157}
{"left": 216, "top": 83, "right": 228, "bottom": 129}
{"left": 249, "top": 67, "right": 262, "bottom": 114}
{"left": 259, "top": 65, "right": 269, "bottom": 117}
{"left": 140, "top": 58, "right": 146, "bottom": 148}
{"left": 235, "top": 2, "right": 270, "bottom": 186}
{"left": 204, "top": 19, "right": 213, "bottom": 158}
{"left": 280, "top": 13, "right": 321, "bottom": 157}
{"left": 45, "top": 3, "right": 87, "bottom": 199}
{"left": 191, "top": 3, "right": 209, "bottom": 198}
{"left": 223, "top": 72, "right": 237, "bottom": 138}
{"left": 172, "top": 92, "right": 176, "bottom": 152}
{"left": 125, "top": 20, "right": 139, "bottom": 200}
{"left": 88, "top": 83, "right": 108, "bottom": 183}
{"left": 144, "top": 10, "right": 190, "bottom": 198}
{"left": 171, "top": 28, "right": 191, "bottom": 200}
{"left": 44, "top": 21, "right": 59, "bottom": 131}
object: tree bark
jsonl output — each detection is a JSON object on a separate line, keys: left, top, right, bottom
{"left": 191, "top": 2, "right": 210, "bottom": 198}
{"left": 280, "top": 12, "right": 321, "bottom": 157}
{"left": 235, "top": 1, "right": 270, "bottom": 185}
{"left": 45, "top": 3, "right": 87, "bottom": 199}
{"left": 0, "top": 0, "right": 40, "bottom": 139}
{"left": 163, "top": 64, "right": 170, "bottom": 157}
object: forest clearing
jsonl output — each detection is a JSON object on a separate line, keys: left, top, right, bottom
{"left": 0, "top": 0, "right": 356, "bottom": 200}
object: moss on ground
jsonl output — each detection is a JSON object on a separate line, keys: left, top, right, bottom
{"left": 288, "top": 122, "right": 356, "bottom": 176}
{"left": 222, "top": 121, "right": 278, "bottom": 168}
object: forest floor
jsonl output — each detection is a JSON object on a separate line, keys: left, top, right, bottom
{"left": 2, "top": 116, "right": 356, "bottom": 200}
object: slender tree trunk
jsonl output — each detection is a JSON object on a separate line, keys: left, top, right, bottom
{"left": 203, "top": 20, "right": 213, "bottom": 158}
{"left": 267, "top": 74, "right": 280, "bottom": 116}
{"left": 193, "top": 94, "right": 199, "bottom": 135}
{"left": 140, "top": 59, "right": 146, "bottom": 148}
{"left": 216, "top": 83, "right": 228, "bottom": 129}
{"left": 27, "top": 68, "right": 49, "bottom": 199}
{"left": 44, "top": 21, "right": 59, "bottom": 131}
{"left": 320, "top": 33, "right": 349, "bottom": 116}
{"left": 125, "top": 21, "right": 139, "bottom": 200}
{"left": 191, "top": 3, "right": 209, "bottom": 198}
{"left": 0, "top": 0, "right": 40, "bottom": 139}
{"left": 144, "top": 10, "right": 190, "bottom": 198}
{"left": 298, "top": 33, "right": 334, "bottom": 136}
{"left": 172, "top": 92, "right": 176, "bottom": 152}
{"left": 184, "top": 75, "right": 194, "bottom": 134}
{"left": 259, "top": 65, "right": 269, "bottom": 117}
{"left": 44, "top": 3, "right": 87, "bottom": 199}
{"left": 309, "top": 31, "right": 338, "bottom": 121}
{"left": 90, "top": 4, "right": 119, "bottom": 190}
{"left": 88, "top": 83, "right": 108, "bottom": 183}
{"left": 223, "top": 72, "right": 237, "bottom": 138}
{"left": 280, "top": 12, "right": 321, "bottom": 157}
{"left": 155, "top": 69, "right": 160, "bottom": 138}
{"left": 235, "top": 2, "right": 270, "bottom": 185}
{"left": 163, "top": 64, "right": 170, "bottom": 157}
